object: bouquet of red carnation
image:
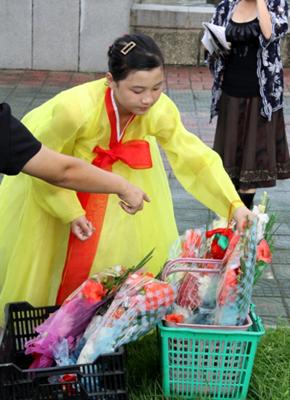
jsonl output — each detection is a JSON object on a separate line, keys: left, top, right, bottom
{"left": 75, "top": 270, "right": 175, "bottom": 364}
{"left": 25, "top": 251, "right": 154, "bottom": 368}
{"left": 215, "top": 192, "right": 276, "bottom": 325}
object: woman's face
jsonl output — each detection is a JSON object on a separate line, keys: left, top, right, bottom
{"left": 108, "top": 66, "right": 164, "bottom": 116}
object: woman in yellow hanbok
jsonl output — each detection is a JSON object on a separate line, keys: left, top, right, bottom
{"left": 0, "top": 33, "right": 250, "bottom": 320}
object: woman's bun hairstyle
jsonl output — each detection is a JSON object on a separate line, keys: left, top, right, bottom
{"left": 108, "top": 33, "right": 164, "bottom": 82}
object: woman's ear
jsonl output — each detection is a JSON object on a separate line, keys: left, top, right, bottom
{"left": 106, "top": 72, "right": 114, "bottom": 88}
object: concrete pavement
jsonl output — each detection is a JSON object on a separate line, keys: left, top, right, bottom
{"left": 0, "top": 66, "right": 289, "bottom": 326}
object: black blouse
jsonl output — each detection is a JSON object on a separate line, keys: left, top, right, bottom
{"left": 222, "top": 18, "right": 260, "bottom": 97}
{"left": 0, "top": 103, "right": 41, "bottom": 175}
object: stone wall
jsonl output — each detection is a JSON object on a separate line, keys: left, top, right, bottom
{"left": 131, "top": 3, "right": 214, "bottom": 65}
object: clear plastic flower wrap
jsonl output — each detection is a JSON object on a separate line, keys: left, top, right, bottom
{"left": 169, "top": 228, "right": 207, "bottom": 259}
{"left": 75, "top": 270, "right": 175, "bottom": 365}
{"left": 162, "top": 257, "right": 225, "bottom": 326}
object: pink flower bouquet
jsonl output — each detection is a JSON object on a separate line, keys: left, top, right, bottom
{"left": 25, "top": 277, "right": 109, "bottom": 368}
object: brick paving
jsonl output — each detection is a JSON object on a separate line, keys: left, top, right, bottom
{"left": 0, "top": 66, "right": 289, "bottom": 326}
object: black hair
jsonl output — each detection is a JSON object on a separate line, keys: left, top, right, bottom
{"left": 107, "top": 33, "right": 165, "bottom": 82}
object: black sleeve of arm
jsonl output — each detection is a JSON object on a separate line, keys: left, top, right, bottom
{"left": 0, "top": 103, "right": 42, "bottom": 175}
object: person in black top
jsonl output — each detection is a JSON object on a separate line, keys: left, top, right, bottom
{"left": 0, "top": 103, "right": 149, "bottom": 239}
{"left": 0, "top": 103, "right": 42, "bottom": 175}
{"left": 207, "top": 0, "right": 290, "bottom": 209}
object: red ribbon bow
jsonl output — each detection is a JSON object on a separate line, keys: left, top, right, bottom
{"left": 93, "top": 140, "right": 152, "bottom": 169}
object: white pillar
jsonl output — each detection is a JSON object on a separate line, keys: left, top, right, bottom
{"left": 0, "top": 0, "right": 32, "bottom": 69}
{"left": 33, "top": 0, "right": 79, "bottom": 71}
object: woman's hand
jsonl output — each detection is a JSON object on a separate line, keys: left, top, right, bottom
{"left": 71, "top": 216, "right": 95, "bottom": 240}
{"left": 232, "top": 205, "right": 256, "bottom": 233}
{"left": 117, "top": 182, "right": 150, "bottom": 215}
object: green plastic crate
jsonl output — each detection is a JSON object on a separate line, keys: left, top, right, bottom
{"left": 159, "top": 305, "right": 265, "bottom": 400}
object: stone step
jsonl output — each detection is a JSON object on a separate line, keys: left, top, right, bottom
{"left": 139, "top": 0, "right": 207, "bottom": 5}
{"left": 131, "top": 1, "right": 214, "bottom": 65}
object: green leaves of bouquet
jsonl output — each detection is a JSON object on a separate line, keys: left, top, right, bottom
{"left": 102, "top": 249, "right": 155, "bottom": 292}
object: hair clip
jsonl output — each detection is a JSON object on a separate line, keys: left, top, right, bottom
{"left": 120, "top": 41, "right": 136, "bottom": 55}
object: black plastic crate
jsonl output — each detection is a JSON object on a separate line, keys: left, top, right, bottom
{"left": 0, "top": 302, "right": 127, "bottom": 400}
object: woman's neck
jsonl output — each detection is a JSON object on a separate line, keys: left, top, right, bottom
{"left": 113, "top": 95, "right": 134, "bottom": 131}
{"left": 232, "top": 0, "right": 257, "bottom": 23}
{"left": 119, "top": 113, "right": 134, "bottom": 135}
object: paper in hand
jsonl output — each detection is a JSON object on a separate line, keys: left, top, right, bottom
{"left": 201, "top": 22, "right": 231, "bottom": 55}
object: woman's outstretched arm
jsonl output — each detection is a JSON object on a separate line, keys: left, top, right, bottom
{"left": 23, "top": 145, "right": 150, "bottom": 215}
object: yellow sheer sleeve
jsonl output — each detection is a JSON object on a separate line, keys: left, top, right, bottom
{"left": 152, "top": 95, "right": 243, "bottom": 219}
{"left": 21, "top": 98, "right": 86, "bottom": 223}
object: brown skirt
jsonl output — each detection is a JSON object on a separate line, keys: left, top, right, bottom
{"left": 214, "top": 92, "right": 290, "bottom": 190}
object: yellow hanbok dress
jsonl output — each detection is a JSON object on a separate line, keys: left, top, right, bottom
{"left": 0, "top": 78, "right": 242, "bottom": 322}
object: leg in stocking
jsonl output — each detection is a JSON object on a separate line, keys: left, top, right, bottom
{"left": 238, "top": 191, "right": 256, "bottom": 209}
